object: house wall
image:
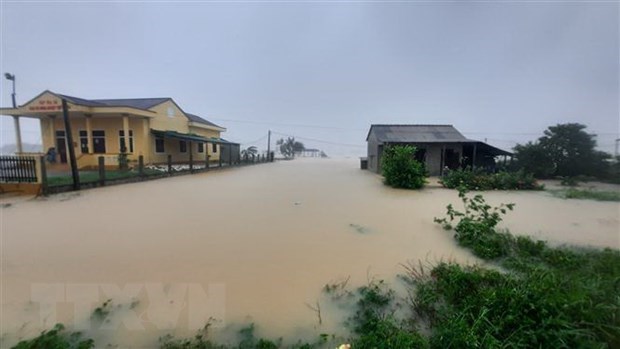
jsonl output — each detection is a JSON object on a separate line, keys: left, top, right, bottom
{"left": 148, "top": 101, "right": 190, "bottom": 134}
{"left": 41, "top": 116, "right": 146, "bottom": 161}
{"left": 38, "top": 100, "right": 224, "bottom": 167}
{"left": 367, "top": 133, "right": 380, "bottom": 173}
{"left": 365, "top": 137, "right": 464, "bottom": 176}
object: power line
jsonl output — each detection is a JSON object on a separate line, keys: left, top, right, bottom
{"left": 209, "top": 118, "right": 365, "bottom": 131}
{"left": 239, "top": 134, "right": 268, "bottom": 145}
{"left": 271, "top": 131, "right": 365, "bottom": 148}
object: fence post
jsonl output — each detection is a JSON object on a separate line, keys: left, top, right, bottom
{"left": 168, "top": 154, "right": 172, "bottom": 174}
{"left": 138, "top": 155, "right": 144, "bottom": 177}
{"left": 219, "top": 153, "right": 222, "bottom": 168}
{"left": 206, "top": 155, "right": 210, "bottom": 171}
{"left": 98, "top": 156, "right": 105, "bottom": 186}
{"left": 189, "top": 141, "right": 194, "bottom": 173}
{"left": 39, "top": 156, "right": 48, "bottom": 196}
{"left": 228, "top": 144, "right": 232, "bottom": 166}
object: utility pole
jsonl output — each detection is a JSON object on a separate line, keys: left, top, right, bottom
{"left": 615, "top": 138, "right": 620, "bottom": 159}
{"left": 62, "top": 99, "right": 80, "bottom": 190}
{"left": 4, "top": 73, "right": 22, "bottom": 153}
{"left": 267, "top": 130, "right": 271, "bottom": 160}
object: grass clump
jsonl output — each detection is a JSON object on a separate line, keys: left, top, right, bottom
{"left": 47, "top": 169, "right": 162, "bottom": 187}
{"left": 551, "top": 187, "right": 620, "bottom": 202}
{"left": 440, "top": 168, "right": 543, "bottom": 191}
{"left": 347, "top": 280, "right": 428, "bottom": 349}
{"left": 11, "top": 323, "right": 94, "bottom": 349}
{"left": 429, "top": 189, "right": 620, "bottom": 348}
{"left": 381, "top": 145, "right": 427, "bottom": 189}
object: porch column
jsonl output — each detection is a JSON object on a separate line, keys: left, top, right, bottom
{"left": 85, "top": 114, "right": 93, "bottom": 154}
{"left": 142, "top": 118, "right": 150, "bottom": 163}
{"left": 472, "top": 143, "right": 478, "bottom": 169}
{"left": 440, "top": 145, "right": 446, "bottom": 176}
{"left": 48, "top": 116, "right": 56, "bottom": 150}
{"left": 13, "top": 116, "right": 23, "bottom": 153}
{"left": 122, "top": 115, "right": 130, "bottom": 153}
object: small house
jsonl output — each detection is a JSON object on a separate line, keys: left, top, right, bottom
{"left": 366, "top": 124, "right": 512, "bottom": 176}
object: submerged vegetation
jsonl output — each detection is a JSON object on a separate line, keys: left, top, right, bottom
{"left": 12, "top": 189, "right": 620, "bottom": 349}
{"left": 12, "top": 323, "right": 94, "bottom": 349}
{"left": 440, "top": 168, "right": 542, "bottom": 191}
{"left": 381, "top": 145, "right": 427, "bottom": 189}
{"left": 550, "top": 187, "right": 620, "bottom": 202}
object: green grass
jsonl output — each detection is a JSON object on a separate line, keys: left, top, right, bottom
{"left": 550, "top": 188, "right": 620, "bottom": 202}
{"left": 47, "top": 169, "right": 163, "bottom": 187}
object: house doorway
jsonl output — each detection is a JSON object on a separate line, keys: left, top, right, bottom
{"left": 445, "top": 149, "right": 460, "bottom": 170}
{"left": 55, "top": 130, "right": 68, "bottom": 163}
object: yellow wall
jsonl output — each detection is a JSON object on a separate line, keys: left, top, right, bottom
{"left": 148, "top": 101, "right": 190, "bottom": 133}
{"left": 38, "top": 100, "right": 223, "bottom": 168}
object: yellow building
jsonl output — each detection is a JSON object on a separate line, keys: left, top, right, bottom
{"left": 0, "top": 90, "right": 237, "bottom": 169}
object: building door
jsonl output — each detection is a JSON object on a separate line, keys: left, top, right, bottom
{"left": 55, "top": 131, "right": 67, "bottom": 163}
{"left": 92, "top": 130, "right": 106, "bottom": 153}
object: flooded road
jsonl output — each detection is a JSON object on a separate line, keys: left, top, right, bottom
{"left": 2, "top": 158, "right": 619, "bottom": 347}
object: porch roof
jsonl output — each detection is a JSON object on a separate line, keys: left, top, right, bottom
{"left": 151, "top": 129, "right": 239, "bottom": 145}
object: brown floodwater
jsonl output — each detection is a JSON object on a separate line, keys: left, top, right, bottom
{"left": 1, "top": 158, "right": 619, "bottom": 347}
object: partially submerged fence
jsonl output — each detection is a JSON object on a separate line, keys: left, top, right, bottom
{"left": 43, "top": 151, "right": 276, "bottom": 195}
{"left": 0, "top": 156, "right": 38, "bottom": 183}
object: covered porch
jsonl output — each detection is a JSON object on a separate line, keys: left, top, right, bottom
{"left": 150, "top": 129, "right": 240, "bottom": 168}
{"left": 0, "top": 91, "right": 156, "bottom": 169}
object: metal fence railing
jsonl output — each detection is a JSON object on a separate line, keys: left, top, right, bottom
{"left": 0, "top": 156, "right": 38, "bottom": 183}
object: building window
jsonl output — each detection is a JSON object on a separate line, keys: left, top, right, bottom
{"left": 212, "top": 143, "right": 217, "bottom": 153}
{"left": 79, "top": 130, "right": 88, "bottom": 153}
{"left": 155, "top": 137, "right": 165, "bottom": 153}
{"left": 119, "top": 130, "right": 134, "bottom": 153}
{"left": 180, "top": 140, "right": 187, "bottom": 153}
{"left": 197, "top": 143, "right": 204, "bottom": 153}
{"left": 92, "top": 130, "right": 106, "bottom": 154}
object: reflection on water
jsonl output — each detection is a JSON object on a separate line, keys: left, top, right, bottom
{"left": 2, "top": 158, "right": 618, "bottom": 347}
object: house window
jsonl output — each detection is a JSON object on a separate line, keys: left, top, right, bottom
{"left": 197, "top": 143, "right": 204, "bottom": 153}
{"left": 92, "top": 130, "right": 106, "bottom": 154}
{"left": 180, "top": 140, "right": 187, "bottom": 153}
{"left": 212, "top": 143, "right": 217, "bottom": 153}
{"left": 119, "top": 130, "right": 134, "bottom": 153}
{"left": 155, "top": 137, "right": 165, "bottom": 153}
{"left": 79, "top": 130, "right": 88, "bottom": 153}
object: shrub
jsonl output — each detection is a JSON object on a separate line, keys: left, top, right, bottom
{"left": 381, "top": 145, "right": 427, "bottom": 189}
{"left": 12, "top": 323, "right": 94, "bottom": 349}
{"left": 440, "top": 168, "right": 542, "bottom": 190}
{"left": 434, "top": 188, "right": 515, "bottom": 259}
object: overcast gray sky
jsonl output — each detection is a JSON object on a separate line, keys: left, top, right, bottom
{"left": 1, "top": 1, "right": 618, "bottom": 156}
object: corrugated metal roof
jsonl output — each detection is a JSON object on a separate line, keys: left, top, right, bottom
{"left": 93, "top": 98, "right": 170, "bottom": 110}
{"left": 57, "top": 94, "right": 109, "bottom": 107}
{"left": 151, "top": 129, "right": 237, "bottom": 144}
{"left": 367, "top": 124, "right": 469, "bottom": 143}
{"left": 53, "top": 92, "right": 221, "bottom": 128}
{"left": 186, "top": 113, "right": 224, "bottom": 129}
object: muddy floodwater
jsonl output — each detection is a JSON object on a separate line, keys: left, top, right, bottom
{"left": 2, "top": 158, "right": 619, "bottom": 347}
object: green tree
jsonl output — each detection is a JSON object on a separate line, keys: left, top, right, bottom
{"left": 276, "top": 137, "right": 303, "bottom": 158}
{"left": 514, "top": 123, "right": 611, "bottom": 178}
{"left": 381, "top": 145, "right": 427, "bottom": 189}
{"left": 512, "top": 142, "right": 554, "bottom": 178}
{"left": 241, "top": 146, "right": 258, "bottom": 158}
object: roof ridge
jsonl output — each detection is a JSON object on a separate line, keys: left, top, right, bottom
{"left": 93, "top": 97, "right": 171, "bottom": 101}
{"left": 371, "top": 124, "right": 455, "bottom": 126}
